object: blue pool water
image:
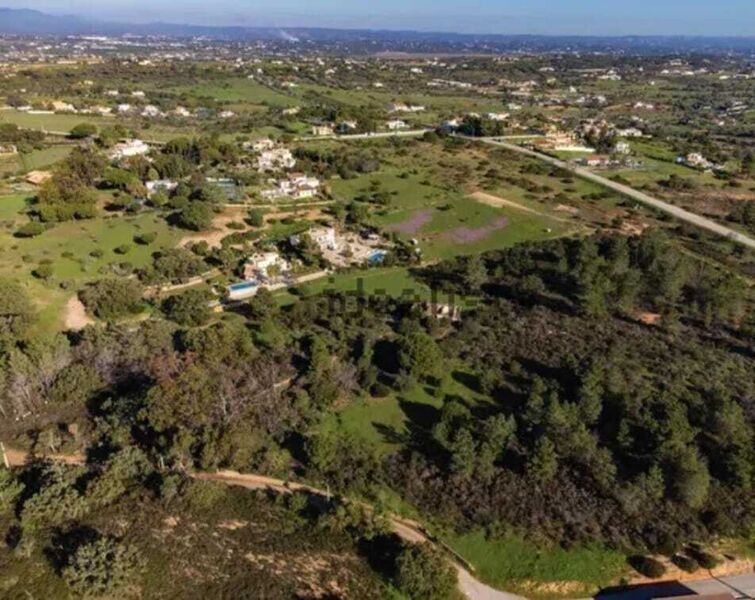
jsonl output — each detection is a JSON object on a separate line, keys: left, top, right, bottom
{"left": 367, "top": 250, "right": 387, "bottom": 265}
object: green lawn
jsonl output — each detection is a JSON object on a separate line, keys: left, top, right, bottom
{"left": 446, "top": 530, "right": 628, "bottom": 599}
{"left": 18, "top": 145, "right": 73, "bottom": 172}
{"left": 0, "top": 110, "right": 111, "bottom": 133}
{"left": 319, "top": 366, "right": 489, "bottom": 455}
{"left": 276, "top": 267, "right": 433, "bottom": 306}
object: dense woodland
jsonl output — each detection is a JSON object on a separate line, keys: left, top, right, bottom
{"left": 1, "top": 229, "right": 753, "bottom": 597}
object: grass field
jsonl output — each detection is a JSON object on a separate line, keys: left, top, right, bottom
{"left": 319, "top": 367, "right": 488, "bottom": 455}
{"left": 446, "top": 530, "right": 627, "bottom": 599}
{"left": 18, "top": 145, "right": 73, "bottom": 171}
{"left": 173, "top": 78, "right": 300, "bottom": 107}
{"left": 276, "top": 266, "right": 434, "bottom": 306}
{"left": 0, "top": 196, "right": 181, "bottom": 333}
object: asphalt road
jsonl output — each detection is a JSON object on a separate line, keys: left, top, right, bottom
{"left": 467, "top": 136, "right": 755, "bottom": 251}
{"left": 594, "top": 572, "right": 755, "bottom": 600}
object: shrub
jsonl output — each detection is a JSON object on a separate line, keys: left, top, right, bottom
{"left": 247, "top": 208, "right": 265, "bottom": 227}
{"left": 113, "top": 244, "right": 131, "bottom": 255}
{"left": 134, "top": 232, "right": 157, "bottom": 245}
{"left": 686, "top": 546, "right": 721, "bottom": 569}
{"left": 161, "top": 288, "right": 213, "bottom": 327}
{"left": 672, "top": 554, "right": 700, "bottom": 573}
{"left": 629, "top": 555, "right": 667, "bottom": 578}
{"left": 62, "top": 536, "right": 142, "bottom": 598}
{"left": 32, "top": 263, "right": 54, "bottom": 280}
{"left": 371, "top": 382, "right": 391, "bottom": 398}
{"left": 177, "top": 202, "right": 212, "bottom": 231}
{"left": 395, "top": 544, "right": 457, "bottom": 600}
{"left": 15, "top": 222, "right": 45, "bottom": 238}
{"left": 69, "top": 123, "right": 98, "bottom": 139}
{"left": 79, "top": 278, "right": 144, "bottom": 319}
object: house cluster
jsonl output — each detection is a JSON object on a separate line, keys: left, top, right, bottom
{"left": 676, "top": 153, "right": 722, "bottom": 172}
{"left": 537, "top": 131, "right": 594, "bottom": 153}
{"left": 301, "top": 226, "right": 387, "bottom": 268}
{"left": 256, "top": 147, "right": 296, "bottom": 172}
{"left": 261, "top": 173, "right": 321, "bottom": 201}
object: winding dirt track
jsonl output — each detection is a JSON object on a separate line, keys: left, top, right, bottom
{"left": 1, "top": 448, "right": 521, "bottom": 600}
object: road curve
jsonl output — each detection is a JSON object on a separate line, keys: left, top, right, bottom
{"left": 1, "top": 447, "right": 522, "bottom": 600}
{"left": 193, "top": 470, "right": 525, "bottom": 600}
{"left": 466, "top": 136, "right": 755, "bottom": 251}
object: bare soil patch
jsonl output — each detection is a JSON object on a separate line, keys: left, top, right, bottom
{"left": 64, "top": 295, "right": 94, "bottom": 331}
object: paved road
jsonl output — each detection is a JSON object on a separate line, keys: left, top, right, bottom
{"left": 466, "top": 136, "right": 755, "bottom": 251}
{"left": 594, "top": 572, "right": 755, "bottom": 600}
{"left": 298, "top": 128, "right": 432, "bottom": 142}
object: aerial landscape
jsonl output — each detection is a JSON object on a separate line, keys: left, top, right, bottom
{"left": 0, "top": 1, "right": 754, "bottom": 599}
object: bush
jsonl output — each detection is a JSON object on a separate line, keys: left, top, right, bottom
{"left": 629, "top": 555, "right": 667, "bottom": 578}
{"left": 32, "top": 263, "right": 54, "bottom": 280}
{"left": 686, "top": 546, "right": 721, "bottom": 569}
{"left": 161, "top": 288, "right": 213, "bottom": 327}
{"left": 62, "top": 536, "right": 142, "bottom": 597}
{"left": 177, "top": 202, "right": 212, "bottom": 231}
{"left": 371, "top": 382, "right": 391, "bottom": 398}
{"left": 247, "top": 208, "right": 265, "bottom": 227}
{"left": 79, "top": 278, "right": 144, "bottom": 319}
{"left": 69, "top": 123, "right": 98, "bottom": 139}
{"left": 113, "top": 244, "right": 131, "bottom": 255}
{"left": 134, "top": 232, "right": 157, "bottom": 245}
{"left": 15, "top": 222, "right": 45, "bottom": 238}
{"left": 672, "top": 554, "right": 700, "bottom": 573}
{"left": 395, "top": 544, "right": 457, "bottom": 600}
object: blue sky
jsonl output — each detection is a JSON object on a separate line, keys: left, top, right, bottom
{"left": 9, "top": 0, "right": 755, "bottom": 35}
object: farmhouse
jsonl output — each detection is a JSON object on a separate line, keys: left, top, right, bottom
{"left": 243, "top": 251, "right": 291, "bottom": 280}
{"left": 108, "top": 139, "right": 151, "bottom": 161}
{"left": 146, "top": 180, "right": 178, "bottom": 196}
{"left": 51, "top": 100, "right": 76, "bottom": 112}
{"left": 257, "top": 148, "right": 296, "bottom": 172}
{"left": 312, "top": 125, "right": 335, "bottom": 136}
{"left": 261, "top": 174, "right": 320, "bottom": 200}
{"left": 386, "top": 119, "right": 408, "bottom": 130}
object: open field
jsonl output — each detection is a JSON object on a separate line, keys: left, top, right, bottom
{"left": 172, "top": 78, "right": 301, "bottom": 107}
{"left": 0, "top": 195, "right": 181, "bottom": 333}
{"left": 446, "top": 530, "right": 627, "bottom": 599}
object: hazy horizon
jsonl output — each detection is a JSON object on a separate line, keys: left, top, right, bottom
{"left": 3, "top": 0, "right": 755, "bottom": 36}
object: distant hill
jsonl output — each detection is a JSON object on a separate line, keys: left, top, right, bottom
{"left": 1, "top": 7, "right": 755, "bottom": 54}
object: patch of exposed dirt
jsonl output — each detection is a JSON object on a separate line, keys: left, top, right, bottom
{"left": 64, "top": 295, "right": 94, "bottom": 331}
{"left": 244, "top": 552, "right": 357, "bottom": 599}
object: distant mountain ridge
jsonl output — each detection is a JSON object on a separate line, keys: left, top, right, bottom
{"left": 1, "top": 7, "right": 755, "bottom": 53}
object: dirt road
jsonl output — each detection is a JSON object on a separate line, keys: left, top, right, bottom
{"left": 1, "top": 446, "right": 520, "bottom": 600}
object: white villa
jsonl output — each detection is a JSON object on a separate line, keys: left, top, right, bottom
{"left": 386, "top": 119, "right": 408, "bottom": 130}
{"left": 108, "top": 139, "right": 151, "bottom": 161}
{"left": 257, "top": 148, "right": 296, "bottom": 172}
{"left": 261, "top": 174, "right": 320, "bottom": 200}
{"left": 243, "top": 251, "right": 291, "bottom": 280}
